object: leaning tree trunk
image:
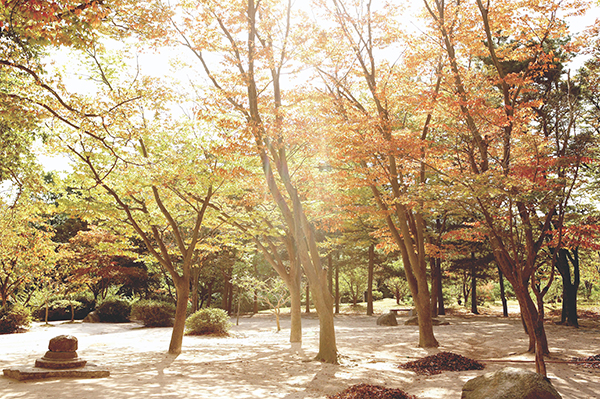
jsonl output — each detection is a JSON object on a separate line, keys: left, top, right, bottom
{"left": 169, "top": 275, "right": 190, "bottom": 355}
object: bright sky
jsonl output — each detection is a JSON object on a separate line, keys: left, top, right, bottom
{"left": 37, "top": 1, "right": 600, "bottom": 174}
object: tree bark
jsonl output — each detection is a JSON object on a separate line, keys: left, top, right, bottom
{"left": 191, "top": 266, "right": 200, "bottom": 314}
{"left": 557, "top": 248, "right": 579, "bottom": 327}
{"left": 430, "top": 258, "right": 442, "bottom": 317}
{"left": 498, "top": 266, "right": 508, "bottom": 317}
{"left": 169, "top": 276, "right": 190, "bottom": 355}
{"left": 335, "top": 261, "right": 340, "bottom": 314}
{"left": 471, "top": 254, "right": 479, "bottom": 315}
{"left": 305, "top": 282, "right": 310, "bottom": 313}
{"left": 367, "top": 244, "right": 374, "bottom": 316}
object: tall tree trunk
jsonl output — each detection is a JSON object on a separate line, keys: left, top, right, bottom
{"left": 335, "top": 261, "right": 340, "bottom": 314}
{"left": 498, "top": 266, "right": 508, "bottom": 317}
{"left": 253, "top": 291, "right": 259, "bottom": 314}
{"left": 367, "top": 244, "right": 375, "bottom": 316}
{"left": 191, "top": 266, "right": 200, "bottom": 313}
{"left": 289, "top": 279, "right": 302, "bottom": 345}
{"left": 436, "top": 259, "right": 445, "bottom": 315}
{"left": 169, "top": 276, "right": 190, "bottom": 355}
{"left": 227, "top": 280, "right": 234, "bottom": 315}
{"left": 206, "top": 281, "right": 213, "bottom": 308}
{"left": 221, "top": 280, "right": 229, "bottom": 310}
{"left": 430, "top": 258, "right": 441, "bottom": 317}
{"left": 328, "top": 254, "right": 333, "bottom": 296}
{"left": 305, "top": 282, "right": 310, "bottom": 313}
{"left": 557, "top": 248, "right": 579, "bottom": 327}
{"left": 471, "top": 254, "right": 479, "bottom": 315}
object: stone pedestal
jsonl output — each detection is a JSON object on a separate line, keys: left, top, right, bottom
{"left": 3, "top": 334, "right": 109, "bottom": 381}
{"left": 34, "top": 335, "right": 87, "bottom": 369}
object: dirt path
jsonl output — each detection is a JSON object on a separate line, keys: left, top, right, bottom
{"left": 1, "top": 312, "right": 599, "bottom": 398}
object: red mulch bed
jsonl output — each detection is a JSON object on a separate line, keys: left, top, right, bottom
{"left": 573, "top": 354, "right": 600, "bottom": 369}
{"left": 399, "top": 351, "right": 485, "bottom": 375}
{"left": 327, "top": 383, "right": 417, "bottom": 399}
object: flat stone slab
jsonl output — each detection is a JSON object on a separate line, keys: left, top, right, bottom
{"left": 3, "top": 364, "right": 109, "bottom": 381}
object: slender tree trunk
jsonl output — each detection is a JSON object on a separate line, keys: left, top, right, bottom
{"left": 557, "top": 248, "right": 579, "bottom": 327}
{"left": 191, "top": 267, "right": 200, "bottom": 313}
{"left": 169, "top": 277, "right": 190, "bottom": 355}
{"left": 367, "top": 244, "right": 375, "bottom": 316}
{"left": 328, "top": 254, "right": 333, "bottom": 296}
{"left": 206, "top": 281, "right": 213, "bottom": 308}
{"left": 227, "top": 281, "right": 234, "bottom": 315}
{"left": 436, "top": 259, "right": 445, "bottom": 315}
{"left": 498, "top": 266, "right": 508, "bottom": 317}
{"left": 430, "top": 258, "right": 441, "bottom": 317}
{"left": 289, "top": 280, "right": 302, "bottom": 344}
{"left": 309, "top": 279, "right": 337, "bottom": 363}
{"left": 305, "top": 282, "right": 310, "bottom": 313}
{"left": 471, "top": 255, "right": 479, "bottom": 315}
{"left": 335, "top": 262, "right": 340, "bottom": 314}
{"left": 221, "top": 280, "right": 229, "bottom": 310}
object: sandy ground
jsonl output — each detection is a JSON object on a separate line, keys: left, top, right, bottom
{"left": 1, "top": 309, "right": 599, "bottom": 399}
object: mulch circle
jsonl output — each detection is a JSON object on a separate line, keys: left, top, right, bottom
{"left": 327, "top": 383, "right": 417, "bottom": 399}
{"left": 573, "top": 353, "right": 600, "bottom": 369}
{"left": 399, "top": 351, "right": 485, "bottom": 375}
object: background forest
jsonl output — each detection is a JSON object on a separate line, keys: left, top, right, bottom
{"left": 1, "top": 0, "right": 600, "bottom": 374}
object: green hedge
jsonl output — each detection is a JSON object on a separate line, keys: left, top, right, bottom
{"left": 96, "top": 298, "right": 131, "bottom": 323}
{"left": 131, "top": 299, "right": 176, "bottom": 327}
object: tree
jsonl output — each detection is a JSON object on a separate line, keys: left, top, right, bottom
{"left": 60, "top": 226, "right": 146, "bottom": 300}
{"left": 12, "top": 39, "right": 227, "bottom": 354}
{"left": 0, "top": 198, "right": 57, "bottom": 307}
{"left": 422, "top": 0, "right": 592, "bottom": 375}
{"left": 312, "top": 0, "right": 442, "bottom": 348}
{"left": 162, "top": 0, "right": 339, "bottom": 363}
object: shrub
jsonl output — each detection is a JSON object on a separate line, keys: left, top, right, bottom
{"left": 0, "top": 304, "right": 32, "bottom": 334}
{"left": 35, "top": 299, "right": 87, "bottom": 321}
{"left": 95, "top": 298, "right": 131, "bottom": 323}
{"left": 372, "top": 290, "right": 384, "bottom": 301}
{"left": 186, "top": 308, "right": 231, "bottom": 335}
{"left": 131, "top": 299, "right": 176, "bottom": 327}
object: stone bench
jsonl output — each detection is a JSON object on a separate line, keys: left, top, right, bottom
{"left": 389, "top": 308, "right": 416, "bottom": 317}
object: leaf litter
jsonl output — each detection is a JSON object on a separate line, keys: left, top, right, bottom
{"left": 399, "top": 351, "right": 485, "bottom": 375}
{"left": 327, "top": 383, "right": 417, "bottom": 399}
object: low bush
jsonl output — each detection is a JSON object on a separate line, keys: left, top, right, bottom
{"left": 372, "top": 290, "right": 384, "bottom": 301}
{"left": 95, "top": 298, "right": 131, "bottom": 323}
{"left": 131, "top": 299, "right": 176, "bottom": 327}
{"left": 186, "top": 308, "right": 231, "bottom": 335}
{"left": 0, "top": 304, "right": 32, "bottom": 334}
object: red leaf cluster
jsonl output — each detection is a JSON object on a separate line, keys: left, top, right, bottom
{"left": 399, "top": 352, "right": 485, "bottom": 375}
{"left": 327, "top": 384, "right": 417, "bottom": 399}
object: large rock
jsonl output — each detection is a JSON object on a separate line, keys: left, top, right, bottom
{"left": 461, "top": 367, "right": 562, "bottom": 399}
{"left": 48, "top": 335, "right": 78, "bottom": 352}
{"left": 83, "top": 311, "right": 101, "bottom": 323}
{"left": 376, "top": 312, "right": 398, "bottom": 326}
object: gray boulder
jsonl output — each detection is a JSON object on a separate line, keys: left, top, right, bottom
{"left": 376, "top": 312, "right": 397, "bottom": 326}
{"left": 461, "top": 367, "right": 562, "bottom": 399}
